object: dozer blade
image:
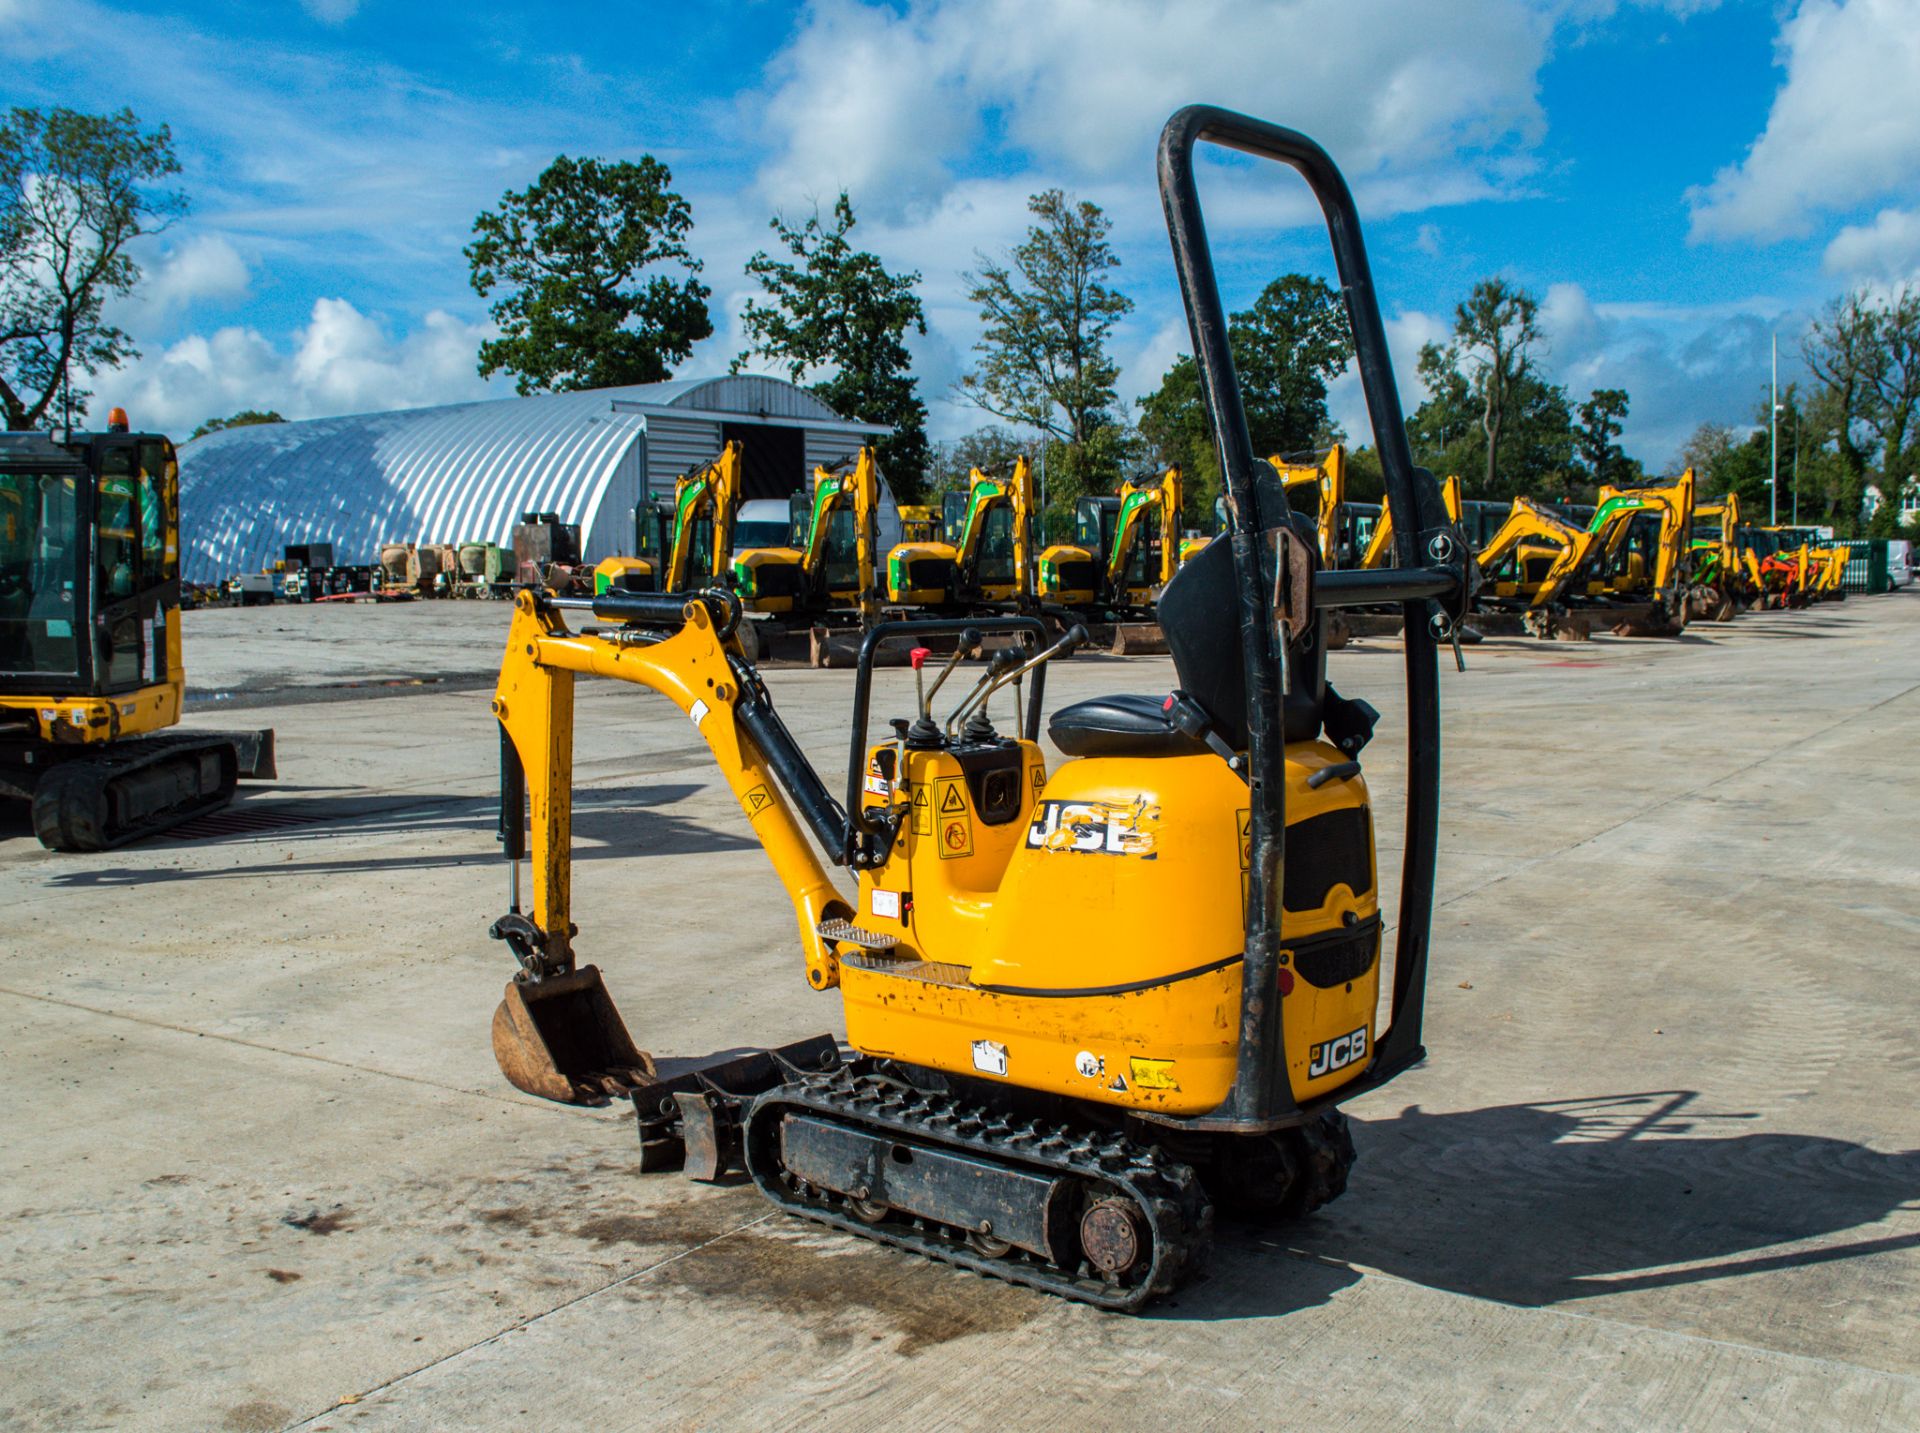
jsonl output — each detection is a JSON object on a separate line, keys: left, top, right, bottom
{"left": 491, "top": 965, "right": 655, "bottom": 1105}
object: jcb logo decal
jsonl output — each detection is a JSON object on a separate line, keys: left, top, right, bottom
{"left": 1308, "top": 1025, "right": 1367, "bottom": 1079}
{"left": 1025, "top": 798, "right": 1159, "bottom": 857}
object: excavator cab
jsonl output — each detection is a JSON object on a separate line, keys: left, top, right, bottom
{"left": 2, "top": 428, "right": 274, "bottom": 848}
{"left": 0, "top": 433, "right": 169, "bottom": 693}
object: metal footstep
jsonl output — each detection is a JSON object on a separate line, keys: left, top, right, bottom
{"left": 817, "top": 918, "right": 898, "bottom": 951}
{"left": 626, "top": 1034, "right": 842, "bottom": 1180}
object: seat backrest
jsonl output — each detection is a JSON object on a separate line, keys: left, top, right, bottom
{"left": 1158, "top": 514, "right": 1325, "bottom": 748}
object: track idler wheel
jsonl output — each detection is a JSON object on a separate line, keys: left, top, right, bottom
{"left": 1079, "top": 1197, "right": 1151, "bottom": 1282}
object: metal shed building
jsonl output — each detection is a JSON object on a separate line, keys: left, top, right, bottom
{"left": 174, "top": 375, "right": 893, "bottom": 583}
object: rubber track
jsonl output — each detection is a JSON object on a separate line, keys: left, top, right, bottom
{"left": 32, "top": 733, "right": 237, "bottom": 851}
{"left": 744, "top": 1065, "right": 1213, "bottom": 1312}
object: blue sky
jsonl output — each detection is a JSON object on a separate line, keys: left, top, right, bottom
{"left": 6, "top": 0, "right": 1918, "bottom": 467}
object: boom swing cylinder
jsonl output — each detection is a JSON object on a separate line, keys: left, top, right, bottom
{"left": 484, "top": 107, "right": 1471, "bottom": 1311}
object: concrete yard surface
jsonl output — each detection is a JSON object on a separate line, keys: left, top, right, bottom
{"left": 3, "top": 594, "right": 1918, "bottom": 1430}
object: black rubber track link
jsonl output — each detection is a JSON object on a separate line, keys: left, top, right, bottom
{"left": 31, "top": 734, "right": 238, "bottom": 851}
{"left": 1280, "top": 1110, "right": 1357, "bottom": 1219}
{"left": 744, "top": 1065, "right": 1213, "bottom": 1312}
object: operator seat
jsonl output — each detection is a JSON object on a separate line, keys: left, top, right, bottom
{"left": 1048, "top": 516, "right": 1329, "bottom": 759}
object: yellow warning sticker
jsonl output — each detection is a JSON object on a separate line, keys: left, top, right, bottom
{"left": 937, "top": 778, "right": 968, "bottom": 815}
{"left": 911, "top": 785, "right": 931, "bottom": 835}
{"left": 1129, "top": 1057, "right": 1180, "bottom": 1092}
{"left": 1236, "top": 808, "right": 1251, "bottom": 870}
{"left": 743, "top": 785, "right": 774, "bottom": 819}
{"left": 1029, "top": 763, "right": 1045, "bottom": 794}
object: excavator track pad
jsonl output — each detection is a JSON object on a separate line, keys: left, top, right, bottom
{"left": 29, "top": 732, "right": 262, "bottom": 851}
{"left": 741, "top": 1064, "right": 1213, "bottom": 1312}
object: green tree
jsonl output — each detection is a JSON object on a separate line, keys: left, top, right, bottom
{"left": 1439, "top": 278, "right": 1543, "bottom": 497}
{"left": 0, "top": 107, "right": 186, "bottom": 430}
{"left": 927, "top": 426, "right": 1026, "bottom": 499}
{"left": 1574, "top": 388, "right": 1632, "bottom": 489}
{"left": 189, "top": 409, "right": 284, "bottom": 442}
{"left": 466, "top": 155, "right": 711, "bottom": 394}
{"left": 1802, "top": 290, "right": 1879, "bottom": 526}
{"left": 733, "top": 193, "right": 930, "bottom": 500}
{"left": 959, "top": 189, "right": 1132, "bottom": 519}
{"left": 1138, "top": 273, "right": 1354, "bottom": 528}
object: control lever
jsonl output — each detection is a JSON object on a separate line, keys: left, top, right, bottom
{"left": 907, "top": 628, "right": 981, "bottom": 746}
{"left": 947, "top": 624, "right": 1087, "bottom": 740}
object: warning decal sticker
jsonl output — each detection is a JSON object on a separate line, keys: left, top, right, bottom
{"left": 1128, "top": 1057, "right": 1179, "bottom": 1092}
{"left": 742, "top": 785, "right": 774, "bottom": 819}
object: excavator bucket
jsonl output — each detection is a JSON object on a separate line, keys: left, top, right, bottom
{"left": 490, "top": 965, "right": 655, "bottom": 1105}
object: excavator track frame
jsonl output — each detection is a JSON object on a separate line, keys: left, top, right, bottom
{"left": 743, "top": 1062, "right": 1213, "bottom": 1312}
{"left": 25, "top": 731, "right": 253, "bottom": 851}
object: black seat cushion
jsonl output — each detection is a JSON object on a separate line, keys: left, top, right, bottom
{"left": 1049, "top": 694, "right": 1206, "bottom": 758}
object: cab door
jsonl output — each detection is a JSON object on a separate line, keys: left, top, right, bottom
{"left": 89, "top": 436, "right": 176, "bottom": 696}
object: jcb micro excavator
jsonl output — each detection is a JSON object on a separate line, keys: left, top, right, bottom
{"left": 1035, "top": 465, "right": 1183, "bottom": 614}
{"left": 1, "top": 416, "right": 274, "bottom": 849}
{"left": 886, "top": 457, "right": 1035, "bottom": 611}
{"left": 483, "top": 108, "right": 1471, "bottom": 1311}
{"left": 592, "top": 442, "right": 744, "bottom": 598}
{"left": 1473, "top": 497, "right": 1596, "bottom": 610}
{"left": 1686, "top": 493, "right": 1750, "bottom": 621}
{"left": 731, "top": 447, "right": 882, "bottom": 628}
{"left": 1556, "top": 470, "right": 1697, "bottom": 629}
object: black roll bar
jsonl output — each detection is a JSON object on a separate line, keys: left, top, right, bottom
{"left": 1156, "top": 105, "right": 1456, "bottom": 1130}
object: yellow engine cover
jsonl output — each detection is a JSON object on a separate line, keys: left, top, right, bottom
{"left": 840, "top": 738, "right": 1380, "bottom": 1118}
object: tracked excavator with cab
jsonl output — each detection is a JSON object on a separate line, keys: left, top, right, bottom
{"left": 1, "top": 416, "right": 274, "bottom": 850}
{"left": 1035, "top": 465, "right": 1183, "bottom": 616}
{"left": 482, "top": 108, "right": 1472, "bottom": 1311}
{"left": 731, "top": 447, "right": 883, "bottom": 629}
{"left": 885, "top": 457, "right": 1036, "bottom": 612}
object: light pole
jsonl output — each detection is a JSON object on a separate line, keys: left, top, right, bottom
{"left": 1791, "top": 412, "right": 1800, "bottom": 525}
{"left": 1769, "top": 333, "right": 1779, "bottom": 525}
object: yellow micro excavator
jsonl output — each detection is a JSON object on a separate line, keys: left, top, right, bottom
{"left": 1473, "top": 497, "right": 1597, "bottom": 610}
{"left": 596, "top": 441, "right": 745, "bottom": 597}
{"left": 1, "top": 415, "right": 275, "bottom": 849}
{"left": 1558, "top": 470, "right": 1697, "bottom": 625}
{"left": 885, "top": 457, "right": 1036, "bottom": 611}
{"left": 1035, "top": 465, "right": 1183, "bottom": 614}
{"left": 730, "top": 447, "right": 883, "bottom": 629}
{"left": 482, "top": 107, "right": 1472, "bottom": 1312}
{"left": 1686, "top": 492, "right": 1750, "bottom": 622}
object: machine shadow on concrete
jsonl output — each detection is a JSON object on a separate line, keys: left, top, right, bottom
{"left": 1172, "top": 1090, "right": 1920, "bottom": 1320}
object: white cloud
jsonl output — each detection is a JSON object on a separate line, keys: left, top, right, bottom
{"left": 119, "top": 234, "right": 252, "bottom": 325}
{"left": 754, "top": 0, "right": 1573, "bottom": 220}
{"left": 1688, "top": 0, "right": 1920, "bottom": 242}
{"left": 1823, "top": 207, "right": 1920, "bottom": 281}
{"left": 1326, "top": 283, "right": 1788, "bottom": 470}
{"left": 101, "top": 298, "right": 497, "bottom": 436}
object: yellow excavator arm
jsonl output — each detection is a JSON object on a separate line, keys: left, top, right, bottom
{"left": 1476, "top": 496, "right": 1596, "bottom": 608}
{"left": 664, "top": 440, "right": 745, "bottom": 591}
{"left": 1362, "top": 473, "right": 1460, "bottom": 569}
{"left": 493, "top": 591, "right": 847, "bottom": 990}
{"left": 1267, "top": 446, "right": 1345, "bottom": 567}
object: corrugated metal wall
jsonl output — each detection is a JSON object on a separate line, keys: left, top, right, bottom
{"left": 175, "top": 376, "right": 892, "bottom": 581}
{"left": 642, "top": 417, "right": 724, "bottom": 497}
